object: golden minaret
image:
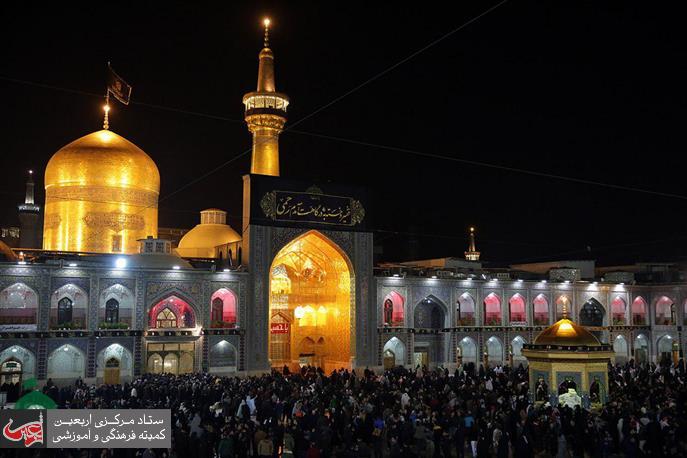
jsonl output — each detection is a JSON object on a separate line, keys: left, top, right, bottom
{"left": 243, "top": 18, "right": 289, "bottom": 176}
{"left": 464, "top": 227, "right": 481, "bottom": 261}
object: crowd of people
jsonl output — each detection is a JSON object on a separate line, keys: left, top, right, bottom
{"left": 4, "top": 359, "right": 687, "bottom": 457}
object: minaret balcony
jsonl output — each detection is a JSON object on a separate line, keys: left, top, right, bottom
{"left": 18, "top": 204, "right": 40, "bottom": 213}
{"left": 243, "top": 92, "right": 289, "bottom": 117}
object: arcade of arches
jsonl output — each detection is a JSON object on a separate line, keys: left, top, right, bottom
{"left": 268, "top": 232, "right": 353, "bottom": 372}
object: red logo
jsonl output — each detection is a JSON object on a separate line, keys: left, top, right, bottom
{"left": 2, "top": 412, "right": 43, "bottom": 447}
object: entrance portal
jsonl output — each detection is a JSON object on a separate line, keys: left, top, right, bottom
{"left": 146, "top": 343, "right": 195, "bottom": 374}
{"left": 383, "top": 350, "right": 395, "bottom": 369}
{"left": 268, "top": 231, "right": 353, "bottom": 373}
{"left": 104, "top": 357, "right": 120, "bottom": 385}
{"left": 414, "top": 351, "right": 428, "bottom": 368}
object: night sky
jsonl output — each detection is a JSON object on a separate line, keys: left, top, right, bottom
{"left": 2, "top": 2, "right": 686, "bottom": 266}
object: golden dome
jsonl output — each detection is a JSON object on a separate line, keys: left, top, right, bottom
{"left": 43, "top": 130, "right": 160, "bottom": 254}
{"left": 533, "top": 317, "right": 601, "bottom": 347}
{"left": 176, "top": 209, "right": 241, "bottom": 259}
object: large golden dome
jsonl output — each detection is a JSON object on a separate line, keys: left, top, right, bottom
{"left": 176, "top": 209, "right": 241, "bottom": 258}
{"left": 43, "top": 130, "right": 160, "bottom": 254}
{"left": 533, "top": 317, "right": 601, "bottom": 347}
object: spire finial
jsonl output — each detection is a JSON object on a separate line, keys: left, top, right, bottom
{"left": 561, "top": 301, "right": 569, "bottom": 319}
{"left": 103, "top": 98, "right": 110, "bottom": 130}
{"left": 263, "top": 18, "right": 271, "bottom": 48}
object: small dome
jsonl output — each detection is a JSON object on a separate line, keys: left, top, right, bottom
{"left": 534, "top": 317, "right": 601, "bottom": 347}
{"left": 177, "top": 209, "right": 241, "bottom": 259}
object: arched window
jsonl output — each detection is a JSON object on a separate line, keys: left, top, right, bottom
{"left": 613, "top": 335, "right": 628, "bottom": 362}
{"left": 458, "top": 337, "right": 477, "bottom": 364}
{"left": 486, "top": 336, "right": 503, "bottom": 365}
{"left": 632, "top": 297, "right": 647, "bottom": 325}
{"left": 511, "top": 336, "right": 526, "bottom": 364}
{"left": 382, "top": 291, "right": 405, "bottom": 326}
{"left": 51, "top": 284, "right": 88, "bottom": 329}
{"left": 210, "top": 289, "right": 237, "bottom": 328}
{"left": 0, "top": 283, "right": 38, "bottom": 327}
{"left": 211, "top": 297, "right": 223, "bottom": 322}
{"left": 483, "top": 293, "right": 501, "bottom": 326}
{"left": 580, "top": 298, "right": 605, "bottom": 327}
{"left": 57, "top": 297, "right": 73, "bottom": 325}
{"left": 456, "top": 293, "right": 475, "bottom": 326}
{"left": 99, "top": 284, "right": 133, "bottom": 328}
{"left": 47, "top": 345, "right": 85, "bottom": 380}
{"left": 105, "top": 299, "right": 119, "bottom": 324}
{"left": 611, "top": 297, "right": 626, "bottom": 325}
{"left": 657, "top": 335, "right": 674, "bottom": 364}
{"left": 149, "top": 296, "right": 196, "bottom": 329}
{"left": 655, "top": 296, "right": 674, "bottom": 325}
{"left": 156, "top": 309, "right": 177, "bottom": 328}
{"left": 533, "top": 294, "right": 548, "bottom": 325}
{"left": 634, "top": 334, "right": 649, "bottom": 363}
{"left": 508, "top": 294, "right": 526, "bottom": 323}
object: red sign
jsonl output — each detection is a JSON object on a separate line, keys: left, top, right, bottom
{"left": 3, "top": 412, "right": 43, "bottom": 447}
{"left": 270, "top": 323, "right": 290, "bottom": 334}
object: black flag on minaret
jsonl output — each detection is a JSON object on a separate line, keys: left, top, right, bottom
{"left": 107, "top": 64, "right": 132, "bottom": 105}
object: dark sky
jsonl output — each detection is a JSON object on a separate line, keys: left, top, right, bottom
{"left": 2, "top": 2, "right": 686, "bottom": 266}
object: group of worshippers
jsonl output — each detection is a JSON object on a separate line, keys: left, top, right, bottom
{"left": 23, "top": 358, "right": 687, "bottom": 457}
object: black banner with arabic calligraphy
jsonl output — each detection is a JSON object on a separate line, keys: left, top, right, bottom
{"left": 249, "top": 175, "right": 370, "bottom": 232}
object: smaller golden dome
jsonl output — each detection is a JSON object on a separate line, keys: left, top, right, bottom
{"left": 176, "top": 209, "right": 241, "bottom": 259}
{"left": 534, "top": 318, "right": 601, "bottom": 347}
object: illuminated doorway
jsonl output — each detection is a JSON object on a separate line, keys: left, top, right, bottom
{"left": 413, "top": 351, "right": 429, "bottom": 368}
{"left": 146, "top": 343, "right": 195, "bottom": 374}
{"left": 268, "top": 231, "right": 354, "bottom": 372}
{"left": 104, "top": 357, "right": 120, "bottom": 385}
{"left": 383, "top": 350, "right": 395, "bottom": 369}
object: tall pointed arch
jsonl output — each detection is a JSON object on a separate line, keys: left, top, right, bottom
{"left": 533, "top": 294, "right": 548, "bottom": 325}
{"left": 483, "top": 293, "right": 501, "bottom": 326}
{"left": 0, "top": 283, "right": 38, "bottom": 329}
{"left": 456, "top": 293, "right": 476, "bottom": 326}
{"left": 631, "top": 297, "right": 648, "bottom": 325}
{"left": 508, "top": 294, "right": 526, "bottom": 324}
{"left": 268, "top": 230, "right": 354, "bottom": 372}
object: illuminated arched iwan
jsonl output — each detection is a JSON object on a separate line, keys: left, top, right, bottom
{"left": 269, "top": 231, "right": 354, "bottom": 372}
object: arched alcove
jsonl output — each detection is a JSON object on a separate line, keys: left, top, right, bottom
{"left": 268, "top": 231, "right": 354, "bottom": 372}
